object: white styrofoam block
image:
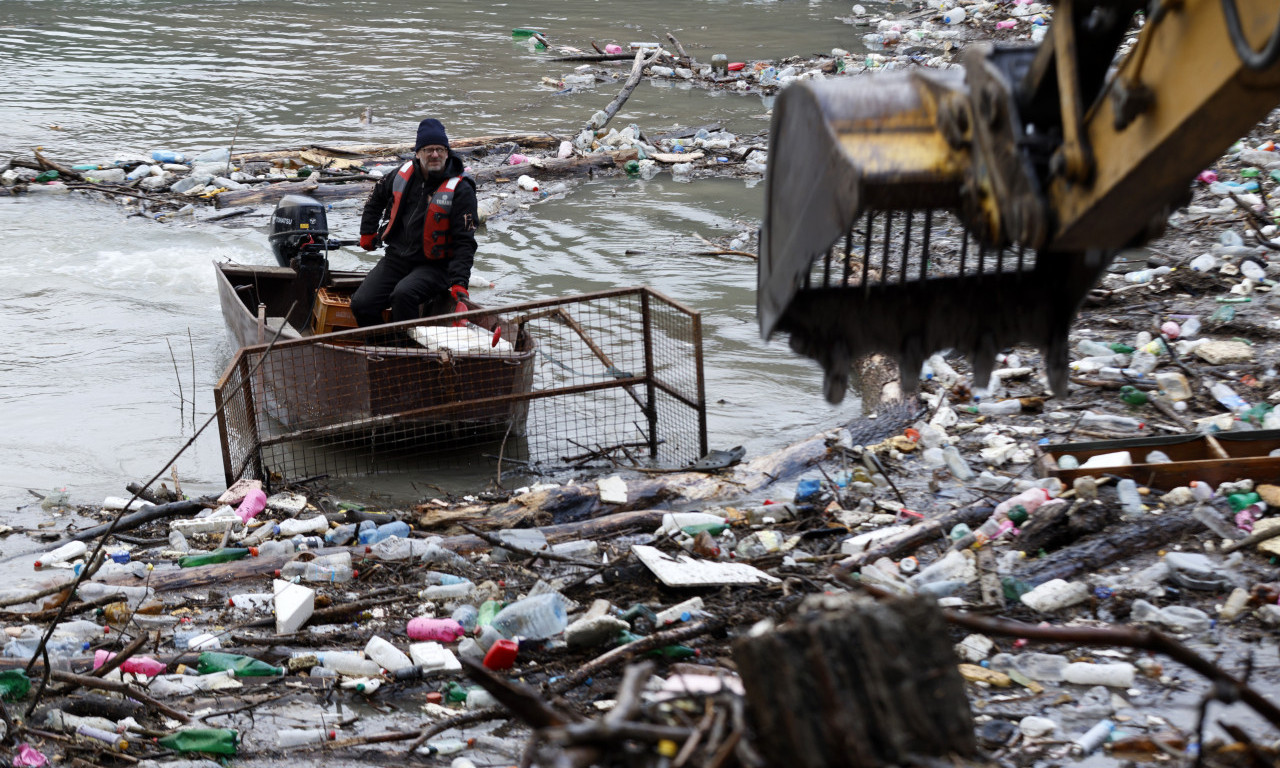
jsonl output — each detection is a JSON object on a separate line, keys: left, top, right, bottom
{"left": 274, "top": 578, "right": 315, "bottom": 635}
{"left": 409, "top": 641, "right": 461, "bottom": 671}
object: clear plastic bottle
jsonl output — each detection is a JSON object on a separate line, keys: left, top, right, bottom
{"left": 491, "top": 593, "right": 569, "bottom": 640}
{"left": 325, "top": 523, "right": 357, "bottom": 546}
{"left": 1076, "top": 340, "right": 1115, "bottom": 357}
{"left": 451, "top": 604, "right": 479, "bottom": 632}
{"left": 419, "top": 582, "right": 474, "bottom": 600}
{"left": 1116, "top": 479, "right": 1144, "bottom": 518}
{"left": 257, "top": 540, "right": 295, "bottom": 558}
{"left": 1209, "top": 382, "right": 1249, "bottom": 412}
{"left": 942, "top": 445, "right": 974, "bottom": 480}
{"left": 358, "top": 520, "right": 411, "bottom": 546}
{"left": 277, "top": 516, "right": 329, "bottom": 537}
{"left": 1123, "top": 266, "right": 1172, "bottom": 283}
{"left": 1078, "top": 412, "right": 1143, "bottom": 432}
{"left": 34, "top": 541, "right": 87, "bottom": 569}
{"left": 76, "top": 582, "right": 154, "bottom": 608}
{"left": 278, "top": 728, "right": 336, "bottom": 748}
{"left": 315, "top": 651, "right": 382, "bottom": 677}
{"left": 1012, "top": 652, "right": 1069, "bottom": 682}
{"left": 974, "top": 399, "right": 1021, "bottom": 416}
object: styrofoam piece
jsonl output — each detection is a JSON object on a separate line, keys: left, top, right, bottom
{"left": 273, "top": 578, "right": 314, "bottom": 635}
{"left": 631, "top": 544, "right": 780, "bottom": 586}
{"left": 597, "top": 475, "right": 628, "bottom": 504}
{"left": 266, "top": 492, "right": 308, "bottom": 515}
{"left": 218, "top": 478, "right": 262, "bottom": 505}
{"left": 409, "top": 641, "right": 462, "bottom": 671}
{"left": 168, "top": 512, "right": 236, "bottom": 537}
{"left": 102, "top": 496, "right": 155, "bottom": 511}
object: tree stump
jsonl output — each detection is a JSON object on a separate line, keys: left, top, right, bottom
{"left": 733, "top": 592, "right": 976, "bottom": 767}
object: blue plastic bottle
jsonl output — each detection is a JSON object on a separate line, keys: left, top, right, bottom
{"left": 358, "top": 520, "right": 411, "bottom": 546}
{"left": 151, "top": 150, "right": 186, "bottom": 164}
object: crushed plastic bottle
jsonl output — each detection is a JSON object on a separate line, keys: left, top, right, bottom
{"left": 491, "top": 592, "right": 568, "bottom": 640}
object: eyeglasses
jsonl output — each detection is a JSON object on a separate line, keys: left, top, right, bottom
{"left": 419, "top": 147, "right": 448, "bottom": 156}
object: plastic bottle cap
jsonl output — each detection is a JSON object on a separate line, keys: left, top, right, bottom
{"left": 248, "top": 547, "right": 258, "bottom": 557}
{"left": 273, "top": 570, "right": 282, "bottom": 577}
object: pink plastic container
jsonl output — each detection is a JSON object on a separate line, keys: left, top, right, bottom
{"left": 604, "top": 43, "right": 622, "bottom": 54}
{"left": 235, "top": 489, "right": 267, "bottom": 524}
{"left": 508, "top": 154, "right": 529, "bottom": 165}
{"left": 996, "top": 19, "right": 1018, "bottom": 29}
{"left": 94, "top": 649, "right": 167, "bottom": 676}
{"left": 406, "top": 617, "right": 466, "bottom": 642}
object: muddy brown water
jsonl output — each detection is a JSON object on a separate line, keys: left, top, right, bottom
{"left": 0, "top": 0, "right": 881, "bottom": 525}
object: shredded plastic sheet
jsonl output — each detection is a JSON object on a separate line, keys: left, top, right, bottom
{"left": 631, "top": 544, "right": 780, "bottom": 587}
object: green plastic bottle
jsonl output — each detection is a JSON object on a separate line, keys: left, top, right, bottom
{"left": 477, "top": 600, "right": 505, "bottom": 627}
{"left": 617, "top": 631, "right": 698, "bottom": 659}
{"left": 0, "top": 669, "right": 31, "bottom": 701}
{"left": 157, "top": 728, "right": 238, "bottom": 755}
{"left": 1119, "top": 386, "right": 1148, "bottom": 406}
{"left": 680, "top": 522, "right": 728, "bottom": 536}
{"left": 33, "top": 170, "right": 59, "bottom": 183}
{"left": 1228, "top": 492, "right": 1262, "bottom": 512}
{"left": 1108, "top": 343, "right": 1136, "bottom": 354}
{"left": 196, "top": 651, "right": 283, "bottom": 677}
{"left": 444, "top": 681, "right": 469, "bottom": 703}
{"left": 178, "top": 547, "right": 252, "bottom": 568}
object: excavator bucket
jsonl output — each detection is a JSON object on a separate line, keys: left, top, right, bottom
{"left": 758, "top": 71, "right": 1109, "bottom": 404}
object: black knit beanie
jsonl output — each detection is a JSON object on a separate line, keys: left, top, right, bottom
{"left": 414, "top": 118, "right": 449, "bottom": 151}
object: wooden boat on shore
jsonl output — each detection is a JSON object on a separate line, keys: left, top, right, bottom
{"left": 213, "top": 195, "right": 535, "bottom": 448}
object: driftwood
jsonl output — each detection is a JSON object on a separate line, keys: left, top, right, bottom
{"left": 47, "top": 669, "right": 190, "bottom": 723}
{"left": 216, "top": 148, "right": 638, "bottom": 208}
{"left": 733, "top": 593, "right": 976, "bottom": 768}
{"left": 48, "top": 498, "right": 207, "bottom": 547}
{"left": 231, "top": 134, "right": 562, "bottom": 163}
{"left": 470, "top": 149, "right": 638, "bottom": 184}
{"left": 588, "top": 48, "right": 663, "bottom": 134}
{"left": 837, "top": 504, "right": 994, "bottom": 569}
{"left": 1015, "top": 507, "right": 1202, "bottom": 585}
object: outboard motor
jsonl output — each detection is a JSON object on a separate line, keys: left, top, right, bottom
{"left": 269, "top": 194, "right": 332, "bottom": 331}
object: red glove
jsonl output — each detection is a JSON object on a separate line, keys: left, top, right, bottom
{"left": 449, "top": 285, "right": 469, "bottom": 301}
{"left": 359, "top": 233, "right": 376, "bottom": 251}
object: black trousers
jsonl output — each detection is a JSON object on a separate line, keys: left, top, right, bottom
{"left": 350, "top": 254, "right": 449, "bottom": 327}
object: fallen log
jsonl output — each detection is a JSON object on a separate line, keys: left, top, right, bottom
{"left": 231, "top": 134, "right": 562, "bottom": 163}
{"left": 46, "top": 498, "right": 208, "bottom": 547}
{"left": 836, "top": 504, "right": 994, "bottom": 570}
{"left": 588, "top": 49, "right": 662, "bottom": 133}
{"left": 470, "top": 149, "right": 638, "bottom": 184}
{"left": 1014, "top": 507, "right": 1202, "bottom": 585}
{"left": 214, "top": 179, "right": 374, "bottom": 208}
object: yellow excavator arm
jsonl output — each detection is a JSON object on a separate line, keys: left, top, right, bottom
{"left": 760, "top": 0, "right": 1280, "bottom": 402}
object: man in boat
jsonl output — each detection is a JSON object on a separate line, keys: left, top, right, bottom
{"left": 351, "top": 118, "right": 478, "bottom": 326}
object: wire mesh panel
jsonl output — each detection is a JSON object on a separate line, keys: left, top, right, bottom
{"left": 214, "top": 287, "right": 706, "bottom": 489}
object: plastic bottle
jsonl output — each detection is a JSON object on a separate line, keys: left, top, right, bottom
{"left": 942, "top": 5, "right": 966, "bottom": 23}
{"left": 1062, "top": 662, "right": 1136, "bottom": 687}
{"left": 278, "top": 728, "right": 336, "bottom": 748}
{"left": 157, "top": 728, "right": 238, "bottom": 755}
{"left": 358, "top": 520, "right": 411, "bottom": 546}
{"left": 34, "top": 541, "right": 87, "bottom": 570}
{"left": 994, "top": 488, "right": 1052, "bottom": 518}
{"left": 491, "top": 593, "right": 569, "bottom": 639}
{"left": 148, "top": 670, "right": 238, "bottom": 696}
{"left": 477, "top": 600, "right": 505, "bottom": 628}
{"left": 1123, "top": 266, "right": 1172, "bottom": 283}
{"left": 325, "top": 523, "right": 357, "bottom": 546}
{"left": 451, "top": 604, "right": 479, "bottom": 632}
{"left": 942, "top": 445, "right": 974, "bottom": 480}
{"left": 298, "top": 561, "right": 355, "bottom": 583}
{"left": 94, "top": 650, "right": 166, "bottom": 677}
{"left": 1011, "top": 652, "right": 1069, "bottom": 682}
{"left": 1116, "top": 479, "right": 1143, "bottom": 518}
{"left": 970, "top": 399, "right": 1021, "bottom": 416}
{"left": 1071, "top": 719, "right": 1114, "bottom": 756}
{"left": 0, "top": 669, "right": 31, "bottom": 701}
{"left": 150, "top": 150, "right": 186, "bottom": 164}
{"left": 234, "top": 489, "right": 267, "bottom": 524}
{"left": 1076, "top": 340, "right": 1115, "bottom": 357}
{"left": 197, "top": 651, "right": 283, "bottom": 677}
{"left": 76, "top": 582, "right": 155, "bottom": 608}
{"left": 1078, "top": 412, "right": 1143, "bottom": 432}
{"left": 365, "top": 635, "right": 413, "bottom": 672}
{"left": 46, "top": 709, "right": 118, "bottom": 735}
{"left": 256, "top": 539, "right": 295, "bottom": 558}
{"left": 406, "top": 617, "right": 466, "bottom": 642}
{"left": 1209, "top": 382, "right": 1249, "bottom": 412}
{"left": 314, "top": 652, "right": 382, "bottom": 677}
{"left": 277, "top": 516, "right": 329, "bottom": 537}
{"left": 178, "top": 548, "right": 253, "bottom": 568}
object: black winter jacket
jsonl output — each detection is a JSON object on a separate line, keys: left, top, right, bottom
{"left": 359, "top": 152, "right": 478, "bottom": 288}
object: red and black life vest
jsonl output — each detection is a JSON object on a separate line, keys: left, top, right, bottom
{"left": 379, "top": 161, "right": 464, "bottom": 260}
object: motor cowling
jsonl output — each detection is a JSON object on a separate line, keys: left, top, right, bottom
{"left": 269, "top": 195, "right": 330, "bottom": 268}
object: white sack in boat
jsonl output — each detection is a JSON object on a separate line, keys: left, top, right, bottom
{"left": 407, "top": 323, "right": 514, "bottom": 354}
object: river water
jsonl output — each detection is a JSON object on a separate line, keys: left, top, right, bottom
{"left": 0, "top": 0, "right": 877, "bottom": 513}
